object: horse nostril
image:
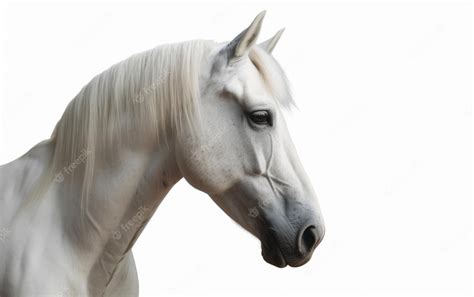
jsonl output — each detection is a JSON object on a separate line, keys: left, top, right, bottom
{"left": 299, "top": 225, "right": 320, "bottom": 255}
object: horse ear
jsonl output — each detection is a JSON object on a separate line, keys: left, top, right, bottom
{"left": 226, "top": 11, "right": 266, "bottom": 59}
{"left": 259, "top": 28, "right": 285, "bottom": 54}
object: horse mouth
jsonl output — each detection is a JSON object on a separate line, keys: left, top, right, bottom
{"left": 261, "top": 243, "right": 287, "bottom": 268}
{"left": 261, "top": 243, "right": 314, "bottom": 268}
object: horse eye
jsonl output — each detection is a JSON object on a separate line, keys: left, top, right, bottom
{"left": 249, "top": 110, "right": 272, "bottom": 126}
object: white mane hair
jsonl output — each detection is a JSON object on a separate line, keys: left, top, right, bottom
{"left": 24, "top": 39, "right": 294, "bottom": 223}
{"left": 52, "top": 40, "right": 214, "bottom": 167}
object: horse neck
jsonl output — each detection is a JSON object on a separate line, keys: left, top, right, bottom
{"left": 56, "top": 137, "right": 183, "bottom": 289}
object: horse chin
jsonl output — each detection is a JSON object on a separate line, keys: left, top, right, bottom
{"left": 261, "top": 244, "right": 287, "bottom": 268}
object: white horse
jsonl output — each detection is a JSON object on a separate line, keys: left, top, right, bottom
{"left": 0, "top": 11, "right": 324, "bottom": 296}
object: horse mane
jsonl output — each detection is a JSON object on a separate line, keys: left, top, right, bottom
{"left": 52, "top": 39, "right": 214, "bottom": 167}
{"left": 25, "top": 40, "right": 214, "bottom": 225}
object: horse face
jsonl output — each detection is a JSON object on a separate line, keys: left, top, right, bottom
{"left": 175, "top": 12, "right": 324, "bottom": 267}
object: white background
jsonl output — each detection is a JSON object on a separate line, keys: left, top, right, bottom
{"left": 0, "top": 1, "right": 472, "bottom": 296}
